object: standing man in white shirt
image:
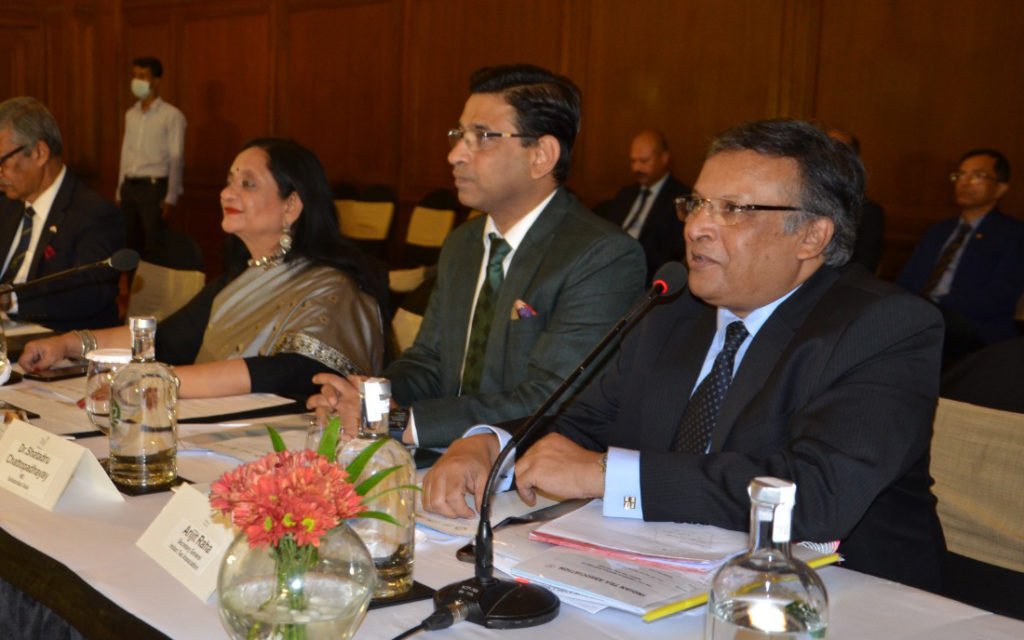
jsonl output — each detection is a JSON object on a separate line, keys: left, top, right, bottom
{"left": 117, "top": 56, "right": 186, "bottom": 255}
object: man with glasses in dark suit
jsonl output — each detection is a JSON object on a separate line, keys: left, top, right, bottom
{"left": 897, "top": 149, "right": 1024, "bottom": 362}
{"left": 0, "top": 97, "right": 124, "bottom": 330}
{"left": 423, "top": 119, "right": 946, "bottom": 592}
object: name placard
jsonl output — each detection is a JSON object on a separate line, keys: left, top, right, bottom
{"left": 0, "top": 419, "right": 122, "bottom": 510}
{"left": 136, "top": 483, "right": 235, "bottom": 601}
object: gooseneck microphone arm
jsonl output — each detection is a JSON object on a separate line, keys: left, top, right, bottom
{"left": 0, "top": 249, "right": 140, "bottom": 295}
{"left": 432, "top": 261, "right": 687, "bottom": 629}
{"left": 474, "top": 261, "right": 687, "bottom": 583}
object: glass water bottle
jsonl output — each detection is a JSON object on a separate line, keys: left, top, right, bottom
{"left": 109, "top": 316, "right": 178, "bottom": 492}
{"left": 336, "top": 377, "right": 416, "bottom": 598}
{"left": 706, "top": 477, "right": 828, "bottom": 639}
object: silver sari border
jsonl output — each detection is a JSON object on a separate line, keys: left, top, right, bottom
{"left": 272, "top": 332, "right": 364, "bottom": 376}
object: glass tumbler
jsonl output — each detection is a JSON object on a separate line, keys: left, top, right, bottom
{"left": 84, "top": 348, "right": 132, "bottom": 434}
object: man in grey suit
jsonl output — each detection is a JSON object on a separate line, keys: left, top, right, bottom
{"left": 423, "top": 119, "right": 945, "bottom": 591}
{"left": 308, "top": 64, "right": 645, "bottom": 448}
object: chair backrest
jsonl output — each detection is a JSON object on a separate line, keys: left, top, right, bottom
{"left": 391, "top": 307, "right": 423, "bottom": 355}
{"left": 931, "top": 397, "right": 1024, "bottom": 572}
{"left": 127, "top": 261, "right": 206, "bottom": 321}
{"left": 405, "top": 206, "right": 455, "bottom": 248}
{"left": 335, "top": 200, "right": 394, "bottom": 241}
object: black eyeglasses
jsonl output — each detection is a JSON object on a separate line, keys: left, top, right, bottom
{"left": 675, "top": 196, "right": 803, "bottom": 226}
{"left": 949, "top": 171, "right": 998, "bottom": 184}
{"left": 448, "top": 128, "right": 536, "bottom": 152}
{"left": 0, "top": 145, "right": 25, "bottom": 171}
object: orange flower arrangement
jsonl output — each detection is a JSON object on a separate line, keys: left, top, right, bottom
{"left": 210, "top": 449, "right": 366, "bottom": 549}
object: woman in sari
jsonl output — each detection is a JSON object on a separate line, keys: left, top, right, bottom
{"left": 20, "top": 138, "right": 388, "bottom": 397}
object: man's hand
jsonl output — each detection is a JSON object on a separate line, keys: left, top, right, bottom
{"left": 307, "top": 373, "right": 366, "bottom": 441}
{"left": 161, "top": 202, "right": 173, "bottom": 220}
{"left": 515, "top": 433, "right": 605, "bottom": 506}
{"left": 421, "top": 433, "right": 500, "bottom": 519}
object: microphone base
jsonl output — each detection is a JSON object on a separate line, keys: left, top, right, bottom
{"left": 433, "top": 576, "right": 559, "bottom": 629}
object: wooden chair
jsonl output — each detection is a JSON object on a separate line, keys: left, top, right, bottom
{"left": 402, "top": 205, "right": 455, "bottom": 267}
{"left": 126, "top": 261, "right": 206, "bottom": 321}
{"left": 335, "top": 199, "right": 394, "bottom": 261}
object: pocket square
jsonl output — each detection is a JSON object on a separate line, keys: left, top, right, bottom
{"left": 511, "top": 299, "right": 537, "bottom": 319}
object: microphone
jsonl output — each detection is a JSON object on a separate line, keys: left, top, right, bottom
{"left": 432, "top": 261, "right": 687, "bottom": 629}
{"left": 0, "top": 249, "right": 140, "bottom": 294}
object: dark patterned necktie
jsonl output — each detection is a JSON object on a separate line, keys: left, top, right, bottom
{"left": 921, "top": 221, "right": 972, "bottom": 297}
{"left": 2, "top": 204, "right": 34, "bottom": 284}
{"left": 672, "top": 321, "right": 749, "bottom": 453}
{"left": 461, "top": 233, "right": 512, "bottom": 395}
{"left": 621, "top": 187, "right": 651, "bottom": 234}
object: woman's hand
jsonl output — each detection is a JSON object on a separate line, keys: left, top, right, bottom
{"left": 18, "top": 333, "right": 78, "bottom": 372}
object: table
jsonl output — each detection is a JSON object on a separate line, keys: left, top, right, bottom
{"left": 1, "top": 385, "right": 1023, "bottom": 639}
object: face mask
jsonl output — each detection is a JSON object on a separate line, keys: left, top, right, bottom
{"left": 131, "top": 78, "right": 151, "bottom": 100}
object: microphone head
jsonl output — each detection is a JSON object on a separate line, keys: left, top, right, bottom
{"left": 651, "top": 261, "right": 687, "bottom": 295}
{"left": 108, "top": 249, "right": 140, "bottom": 272}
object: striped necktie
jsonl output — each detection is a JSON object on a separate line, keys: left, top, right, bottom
{"left": 2, "top": 204, "right": 34, "bottom": 284}
{"left": 461, "top": 233, "right": 512, "bottom": 395}
{"left": 921, "top": 221, "right": 972, "bottom": 298}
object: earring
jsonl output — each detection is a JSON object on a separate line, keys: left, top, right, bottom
{"left": 280, "top": 221, "right": 293, "bottom": 253}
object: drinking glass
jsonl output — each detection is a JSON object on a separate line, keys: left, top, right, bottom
{"left": 84, "top": 348, "right": 131, "bottom": 434}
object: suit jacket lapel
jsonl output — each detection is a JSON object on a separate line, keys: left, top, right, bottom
{"left": 0, "top": 198, "right": 22, "bottom": 266}
{"left": 710, "top": 266, "right": 840, "bottom": 451}
{"left": 445, "top": 219, "right": 485, "bottom": 389}
{"left": 480, "top": 190, "right": 569, "bottom": 387}
{"left": 26, "top": 171, "right": 74, "bottom": 278}
{"left": 642, "top": 302, "right": 716, "bottom": 449}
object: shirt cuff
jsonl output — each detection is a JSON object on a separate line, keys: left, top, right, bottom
{"left": 602, "top": 446, "right": 643, "bottom": 519}
{"left": 464, "top": 424, "right": 515, "bottom": 492}
{"left": 408, "top": 408, "right": 419, "bottom": 447}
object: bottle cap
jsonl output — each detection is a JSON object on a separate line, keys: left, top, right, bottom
{"left": 748, "top": 476, "right": 796, "bottom": 506}
{"left": 129, "top": 316, "right": 157, "bottom": 331}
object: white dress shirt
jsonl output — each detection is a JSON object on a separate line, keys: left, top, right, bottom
{"left": 2, "top": 166, "right": 67, "bottom": 314}
{"left": 117, "top": 97, "right": 187, "bottom": 205}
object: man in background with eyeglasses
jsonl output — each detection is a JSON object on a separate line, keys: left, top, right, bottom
{"left": 897, "top": 149, "right": 1024, "bottom": 362}
{"left": 594, "top": 130, "right": 690, "bottom": 283}
{"left": 0, "top": 97, "right": 124, "bottom": 330}
{"left": 422, "top": 119, "right": 945, "bottom": 592}
{"left": 308, "top": 64, "right": 645, "bottom": 448}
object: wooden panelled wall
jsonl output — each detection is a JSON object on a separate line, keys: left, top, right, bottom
{"left": 1, "top": 0, "right": 1022, "bottom": 279}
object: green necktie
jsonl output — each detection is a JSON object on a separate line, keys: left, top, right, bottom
{"left": 461, "top": 233, "right": 512, "bottom": 395}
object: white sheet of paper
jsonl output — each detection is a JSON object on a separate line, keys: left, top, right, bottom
{"left": 533, "top": 499, "right": 747, "bottom": 562}
{"left": 136, "top": 483, "right": 235, "bottom": 601}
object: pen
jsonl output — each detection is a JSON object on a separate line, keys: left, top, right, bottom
{"left": 641, "top": 553, "right": 841, "bottom": 623}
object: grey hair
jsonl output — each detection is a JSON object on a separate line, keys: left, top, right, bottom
{"left": 0, "top": 97, "right": 63, "bottom": 157}
{"left": 708, "top": 119, "right": 864, "bottom": 266}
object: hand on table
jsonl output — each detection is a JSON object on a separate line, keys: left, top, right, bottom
{"left": 515, "top": 433, "right": 605, "bottom": 506}
{"left": 420, "top": 433, "right": 500, "bottom": 519}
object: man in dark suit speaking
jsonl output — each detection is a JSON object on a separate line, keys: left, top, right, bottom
{"left": 309, "top": 65, "right": 645, "bottom": 448}
{"left": 0, "top": 97, "right": 125, "bottom": 330}
{"left": 423, "top": 119, "right": 946, "bottom": 591}
{"left": 596, "top": 130, "right": 690, "bottom": 282}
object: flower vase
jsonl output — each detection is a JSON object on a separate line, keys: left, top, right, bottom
{"left": 217, "top": 524, "right": 376, "bottom": 640}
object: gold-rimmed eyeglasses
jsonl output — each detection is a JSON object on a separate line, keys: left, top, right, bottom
{"left": 447, "top": 128, "right": 536, "bottom": 152}
{"left": 675, "top": 195, "right": 803, "bottom": 226}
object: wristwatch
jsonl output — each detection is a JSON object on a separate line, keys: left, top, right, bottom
{"left": 388, "top": 406, "right": 410, "bottom": 441}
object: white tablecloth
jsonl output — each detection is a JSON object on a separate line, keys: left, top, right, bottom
{"left": 0, "top": 394, "right": 1021, "bottom": 639}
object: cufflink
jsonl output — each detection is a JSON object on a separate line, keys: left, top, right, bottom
{"left": 623, "top": 496, "right": 636, "bottom": 510}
